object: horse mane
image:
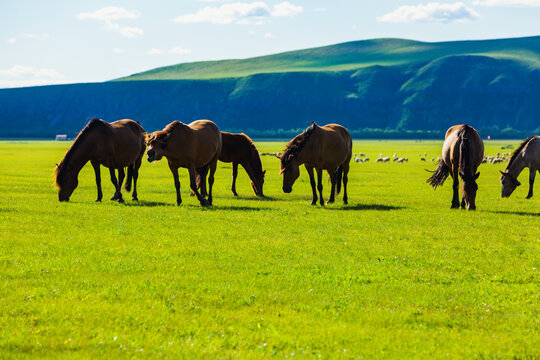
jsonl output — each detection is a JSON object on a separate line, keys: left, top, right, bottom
{"left": 54, "top": 118, "right": 107, "bottom": 187}
{"left": 281, "top": 122, "right": 317, "bottom": 168}
{"left": 242, "top": 133, "right": 263, "bottom": 173}
{"left": 458, "top": 125, "right": 473, "bottom": 174}
{"left": 506, "top": 135, "right": 535, "bottom": 170}
{"left": 146, "top": 121, "right": 182, "bottom": 142}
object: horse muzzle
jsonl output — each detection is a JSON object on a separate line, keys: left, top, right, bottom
{"left": 147, "top": 150, "right": 156, "bottom": 162}
{"left": 282, "top": 186, "right": 292, "bottom": 194}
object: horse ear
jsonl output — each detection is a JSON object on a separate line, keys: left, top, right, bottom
{"left": 516, "top": 180, "right": 521, "bottom": 186}
{"left": 459, "top": 171, "right": 465, "bottom": 179}
{"left": 55, "top": 163, "right": 58, "bottom": 167}
{"left": 499, "top": 170, "right": 505, "bottom": 176}
{"left": 263, "top": 170, "right": 266, "bottom": 176}
{"left": 475, "top": 172, "right": 480, "bottom": 179}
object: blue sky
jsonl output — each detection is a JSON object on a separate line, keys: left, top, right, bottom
{"left": 1, "top": 0, "right": 539, "bottom": 88}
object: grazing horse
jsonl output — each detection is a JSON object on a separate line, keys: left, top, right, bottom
{"left": 427, "top": 124, "right": 484, "bottom": 210}
{"left": 500, "top": 135, "right": 540, "bottom": 199}
{"left": 217, "top": 132, "right": 265, "bottom": 196}
{"left": 54, "top": 118, "right": 146, "bottom": 203}
{"left": 280, "top": 122, "right": 352, "bottom": 205}
{"left": 146, "top": 120, "right": 222, "bottom": 206}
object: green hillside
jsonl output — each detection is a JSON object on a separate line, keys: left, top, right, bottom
{"left": 116, "top": 36, "right": 540, "bottom": 81}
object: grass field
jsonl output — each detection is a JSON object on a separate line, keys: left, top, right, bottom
{"left": 0, "top": 140, "right": 538, "bottom": 359}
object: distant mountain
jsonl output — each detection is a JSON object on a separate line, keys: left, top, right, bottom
{"left": 1, "top": 36, "right": 540, "bottom": 138}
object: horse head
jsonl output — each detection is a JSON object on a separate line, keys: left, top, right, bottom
{"left": 55, "top": 163, "right": 78, "bottom": 202}
{"left": 145, "top": 131, "right": 169, "bottom": 162}
{"left": 459, "top": 171, "right": 480, "bottom": 210}
{"left": 280, "top": 154, "right": 300, "bottom": 194}
{"left": 499, "top": 170, "right": 521, "bottom": 198}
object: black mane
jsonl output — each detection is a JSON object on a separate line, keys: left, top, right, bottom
{"left": 54, "top": 118, "right": 107, "bottom": 186}
{"left": 280, "top": 122, "right": 316, "bottom": 169}
{"left": 458, "top": 125, "right": 473, "bottom": 175}
{"left": 506, "top": 136, "right": 536, "bottom": 169}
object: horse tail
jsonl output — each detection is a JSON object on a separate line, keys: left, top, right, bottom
{"left": 125, "top": 164, "right": 133, "bottom": 192}
{"left": 336, "top": 165, "right": 343, "bottom": 195}
{"left": 426, "top": 159, "right": 449, "bottom": 189}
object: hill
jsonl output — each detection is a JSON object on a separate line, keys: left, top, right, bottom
{"left": 1, "top": 36, "right": 540, "bottom": 138}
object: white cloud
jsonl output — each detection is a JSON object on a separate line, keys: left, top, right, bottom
{"left": 0, "top": 65, "right": 62, "bottom": 78}
{"left": 174, "top": 1, "right": 303, "bottom": 24}
{"left": 148, "top": 48, "right": 165, "bottom": 55}
{"left": 0, "top": 65, "right": 66, "bottom": 89}
{"left": 169, "top": 46, "right": 192, "bottom": 54}
{"left": 272, "top": 2, "right": 303, "bottom": 16}
{"left": 112, "top": 48, "right": 123, "bottom": 54}
{"left": 77, "top": 7, "right": 140, "bottom": 21}
{"left": 8, "top": 37, "right": 16, "bottom": 44}
{"left": 473, "top": 0, "right": 540, "bottom": 5}
{"left": 264, "top": 32, "right": 273, "bottom": 38}
{"left": 377, "top": 2, "right": 480, "bottom": 23}
{"left": 77, "top": 7, "right": 143, "bottom": 37}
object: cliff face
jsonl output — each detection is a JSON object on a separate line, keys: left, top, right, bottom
{"left": 1, "top": 51, "right": 540, "bottom": 138}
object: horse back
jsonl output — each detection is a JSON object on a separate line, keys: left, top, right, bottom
{"left": 108, "top": 119, "right": 146, "bottom": 166}
{"left": 219, "top": 132, "right": 254, "bottom": 163}
{"left": 316, "top": 124, "right": 352, "bottom": 168}
{"left": 523, "top": 136, "right": 540, "bottom": 166}
{"left": 187, "top": 120, "right": 222, "bottom": 166}
{"left": 442, "top": 124, "right": 483, "bottom": 173}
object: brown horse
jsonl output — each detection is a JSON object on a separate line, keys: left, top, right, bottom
{"left": 146, "top": 120, "right": 222, "bottom": 206}
{"left": 427, "top": 124, "right": 484, "bottom": 210}
{"left": 280, "top": 122, "right": 352, "bottom": 205}
{"left": 218, "top": 132, "right": 265, "bottom": 196}
{"left": 500, "top": 135, "right": 540, "bottom": 199}
{"left": 54, "top": 118, "right": 146, "bottom": 203}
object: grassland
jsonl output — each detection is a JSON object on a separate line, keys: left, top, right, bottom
{"left": 0, "top": 140, "right": 538, "bottom": 359}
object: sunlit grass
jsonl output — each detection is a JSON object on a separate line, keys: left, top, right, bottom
{"left": 0, "top": 140, "right": 538, "bottom": 358}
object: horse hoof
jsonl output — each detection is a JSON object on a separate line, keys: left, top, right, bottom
{"left": 95, "top": 199, "right": 102, "bottom": 202}
{"left": 132, "top": 197, "right": 138, "bottom": 202}
{"left": 117, "top": 199, "right": 125, "bottom": 204}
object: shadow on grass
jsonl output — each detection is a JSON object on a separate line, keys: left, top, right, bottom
{"left": 232, "top": 195, "right": 280, "bottom": 202}
{"left": 124, "top": 200, "right": 173, "bottom": 207}
{"left": 486, "top": 210, "right": 540, "bottom": 217}
{"left": 325, "top": 203, "right": 404, "bottom": 211}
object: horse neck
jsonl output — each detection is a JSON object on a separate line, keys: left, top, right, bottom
{"left": 507, "top": 152, "right": 526, "bottom": 177}
{"left": 63, "top": 135, "right": 93, "bottom": 175}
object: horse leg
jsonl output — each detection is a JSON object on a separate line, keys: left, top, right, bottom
{"left": 316, "top": 167, "right": 324, "bottom": 206}
{"left": 207, "top": 160, "right": 218, "bottom": 206}
{"left": 342, "top": 163, "right": 349, "bottom": 205}
{"left": 306, "top": 166, "right": 317, "bottom": 205}
{"left": 169, "top": 165, "right": 182, "bottom": 206}
{"left": 109, "top": 168, "right": 121, "bottom": 202}
{"left": 91, "top": 161, "right": 103, "bottom": 202}
{"left": 231, "top": 162, "right": 239, "bottom": 196}
{"left": 327, "top": 169, "right": 336, "bottom": 204}
{"left": 132, "top": 158, "right": 141, "bottom": 201}
{"left": 451, "top": 171, "right": 460, "bottom": 209}
{"left": 526, "top": 167, "right": 536, "bottom": 199}
{"left": 188, "top": 166, "right": 209, "bottom": 206}
{"left": 116, "top": 168, "right": 125, "bottom": 203}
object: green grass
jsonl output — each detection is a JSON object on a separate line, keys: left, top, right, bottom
{"left": 114, "top": 36, "right": 540, "bottom": 80}
{"left": 0, "top": 140, "right": 538, "bottom": 358}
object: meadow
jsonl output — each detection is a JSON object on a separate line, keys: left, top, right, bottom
{"left": 0, "top": 139, "right": 538, "bottom": 359}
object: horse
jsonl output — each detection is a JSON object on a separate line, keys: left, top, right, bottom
{"left": 145, "top": 120, "right": 222, "bottom": 206}
{"left": 427, "top": 124, "right": 484, "bottom": 210}
{"left": 54, "top": 118, "right": 146, "bottom": 203}
{"left": 216, "top": 132, "right": 265, "bottom": 196}
{"left": 500, "top": 135, "right": 540, "bottom": 199}
{"left": 280, "top": 122, "right": 352, "bottom": 206}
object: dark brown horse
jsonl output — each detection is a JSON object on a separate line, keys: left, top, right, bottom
{"left": 146, "top": 120, "right": 222, "bottom": 206}
{"left": 54, "top": 118, "right": 146, "bottom": 203}
{"left": 212, "top": 132, "right": 265, "bottom": 196}
{"left": 500, "top": 135, "right": 540, "bottom": 199}
{"left": 427, "top": 124, "right": 484, "bottom": 210}
{"left": 280, "top": 122, "right": 352, "bottom": 205}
